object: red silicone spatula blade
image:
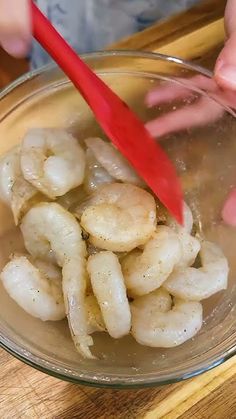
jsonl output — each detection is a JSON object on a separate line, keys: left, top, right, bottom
{"left": 31, "top": 1, "right": 183, "bottom": 223}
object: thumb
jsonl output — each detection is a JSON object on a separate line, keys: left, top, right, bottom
{"left": 0, "top": 0, "right": 31, "bottom": 58}
{"left": 215, "top": 0, "right": 236, "bottom": 90}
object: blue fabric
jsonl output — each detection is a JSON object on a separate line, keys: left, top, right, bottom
{"left": 31, "top": 0, "right": 198, "bottom": 69}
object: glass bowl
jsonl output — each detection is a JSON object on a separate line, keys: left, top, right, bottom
{"left": 0, "top": 51, "right": 235, "bottom": 388}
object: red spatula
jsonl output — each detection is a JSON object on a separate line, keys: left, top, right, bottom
{"left": 31, "top": 1, "right": 183, "bottom": 223}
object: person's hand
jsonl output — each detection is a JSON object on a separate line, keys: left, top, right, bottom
{"left": 0, "top": 0, "right": 31, "bottom": 57}
{"left": 145, "top": 74, "right": 236, "bottom": 226}
{"left": 144, "top": 0, "right": 236, "bottom": 227}
{"left": 145, "top": 74, "right": 236, "bottom": 137}
{"left": 215, "top": 0, "right": 236, "bottom": 90}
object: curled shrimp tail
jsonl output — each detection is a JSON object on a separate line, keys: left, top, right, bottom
{"left": 11, "top": 177, "right": 41, "bottom": 225}
{"left": 0, "top": 146, "right": 39, "bottom": 225}
{"left": 63, "top": 260, "right": 95, "bottom": 359}
{"left": 80, "top": 183, "right": 156, "bottom": 252}
{"left": 85, "top": 294, "right": 106, "bottom": 334}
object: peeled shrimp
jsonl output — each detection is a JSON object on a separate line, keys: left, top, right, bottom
{"left": 122, "top": 226, "right": 181, "bottom": 297}
{"left": 164, "top": 240, "right": 229, "bottom": 301}
{"left": 20, "top": 202, "right": 93, "bottom": 359}
{"left": 0, "top": 255, "right": 65, "bottom": 321}
{"left": 11, "top": 177, "right": 43, "bottom": 225}
{"left": 131, "top": 297, "right": 203, "bottom": 347}
{"left": 84, "top": 148, "right": 114, "bottom": 193}
{"left": 21, "top": 128, "right": 85, "bottom": 198}
{"left": 176, "top": 232, "right": 200, "bottom": 269}
{"left": 0, "top": 146, "right": 38, "bottom": 224}
{"left": 85, "top": 137, "right": 143, "bottom": 186}
{"left": 167, "top": 202, "right": 194, "bottom": 234}
{"left": 79, "top": 183, "right": 156, "bottom": 252}
{"left": 167, "top": 202, "right": 200, "bottom": 268}
{"left": 87, "top": 251, "right": 131, "bottom": 338}
{"left": 0, "top": 146, "right": 20, "bottom": 205}
{"left": 131, "top": 288, "right": 172, "bottom": 313}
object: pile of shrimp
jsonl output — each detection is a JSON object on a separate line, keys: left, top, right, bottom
{"left": 0, "top": 128, "right": 229, "bottom": 359}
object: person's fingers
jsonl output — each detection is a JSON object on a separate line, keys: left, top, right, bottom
{"left": 0, "top": 0, "right": 31, "bottom": 57}
{"left": 145, "top": 83, "right": 191, "bottom": 107}
{"left": 224, "top": 0, "right": 236, "bottom": 36}
{"left": 222, "top": 188, "right": 236, "bottom": 226}
{"left": 145, "top": 75, "right": 218, "bottom": 108}
{"left": 145, "top": 97, "right": 223, "bottom": 138}
{"left": 215, "top": 0, "right": 236, "bottom": 90}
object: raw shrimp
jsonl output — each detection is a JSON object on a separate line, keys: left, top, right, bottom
{"left": 131, "top": 288, "right": 172, "bottom": 313}
{"left": 0, "top": 146, "right": 38, "bottom": 224}
{"left": 85, "top": 294, "right": 106, "bottom": 334}
{"left": 84, "top": 148, "right": 114, "bottom": 193}
{"left": 131, "top": 297, "right": 203, "bottom": 347}
{"left": 79, "top": 183, "right": 156, "bottom": 252}
{"left": 167, "top": 202, "right": 193, "bottom": 234}
{"left": 167, "top": 202, "right": 200, "bottom": 268}
{"left": 164, "top": 240, "right": 229, "bottom": 301}
{"left": 21, "top": 128, "right": 85, "bottom": 198}
{"left": 87, "top": 251, "right": 131, "bottom": 338}
{"left": 0, "top": 255, "right": 65, "bottom": 321}
{"left": 20, "top": 202, "right": 94, "bottom": 359}
{"left": 122, "top": 226, "right": 181, "bottom": 297}
{"left": 175, "top": 232, "right": 201, "bottom": 269}
{"left": 0, "top": 146, "right": 20, "bottom": 204}
{"left": 85, "top": 138, "right": 143, "bottom": 186}
{"left": 11, "top": 177, "right": 43, "bottom": 225}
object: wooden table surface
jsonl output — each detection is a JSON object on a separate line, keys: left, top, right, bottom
{"left": 0, "top": 1, "right": 235, "bottom": 418}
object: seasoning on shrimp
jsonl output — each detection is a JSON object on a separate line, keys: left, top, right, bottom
{"left": 131, "top": 297, "right": 203, "bottom": 347}
{"left": 1, "top": 255, "right": 65, "bottom": 321}
{"left": 122, "top": 225, "right": 182, "bottom": 297}
{"left": 163, "top": 240, "right": 229, "bottom": 301}
{"left": 79, "top": 183, "right": 156, "bottom": 252}
{"left": 87, "top": 251, "right": 131, "bottom": 338}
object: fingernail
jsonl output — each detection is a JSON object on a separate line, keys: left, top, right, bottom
{"left": 1, "top": 38, "right": 28, "bottom": 57}
{"left": 217, "top": 64, "right": 236, "bottom": 89}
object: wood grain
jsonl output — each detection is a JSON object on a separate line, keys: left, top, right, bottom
{"left": 0, "top": 1, "right": 235, "bottom": 418}
{"left": 109, "top": 0, "right": 226, "bottom": 66}
{"left": 0, "top": 352, "right": 235, "bottom": 419}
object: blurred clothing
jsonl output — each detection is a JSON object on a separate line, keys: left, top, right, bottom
{"left": 32, "top": 0, "right": 198, "bottom": 68}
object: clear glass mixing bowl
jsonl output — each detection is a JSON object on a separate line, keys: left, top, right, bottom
{"left": 0, "top": 52, "right": 235, "bottom": 388}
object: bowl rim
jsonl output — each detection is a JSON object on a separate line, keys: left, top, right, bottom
{"left": 0, "top": 49, "right": 213, "bottom": 100}
{"left": 0, "top": 50, "right": 235, "bottom": 388}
